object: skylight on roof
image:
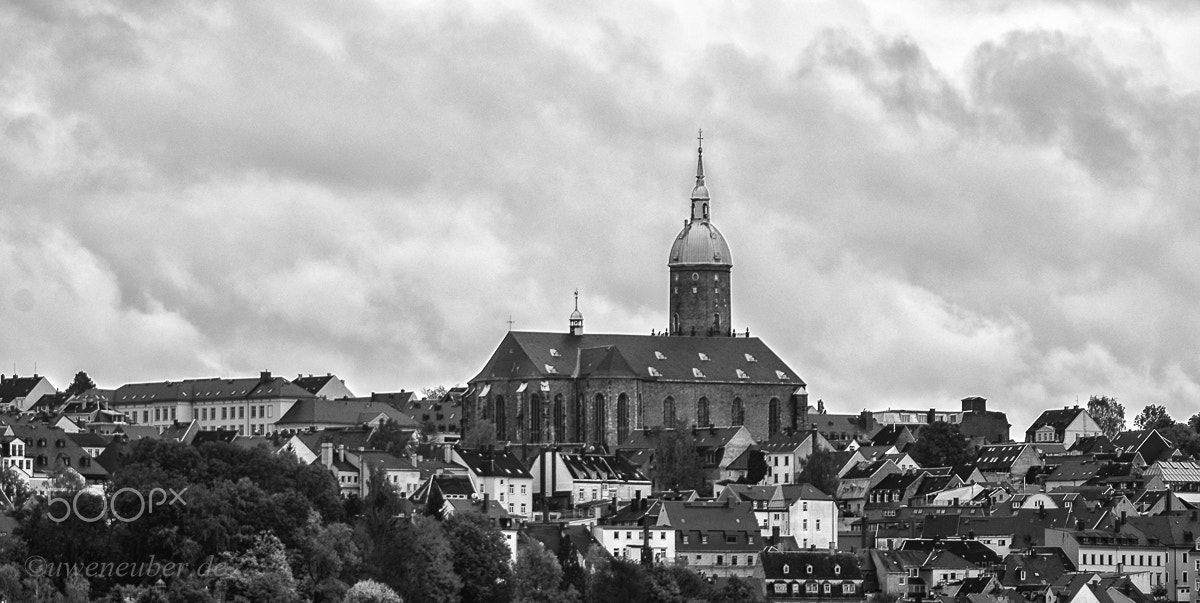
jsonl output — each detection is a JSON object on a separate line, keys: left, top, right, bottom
{"left": 544, "top": 364, "right": 558, "bottom": 374}
{"left": 775, "top": 370, "right": 789, "bottom": 380}
{"left": 550, "top": 349, "right": 561, "bottom": 357}
{"left": 698, "top": 353, "right": 710, "bottom": 361}
{"left": 655, "top": 351, "right": 666, "bottom": 360}
{"left": 693, "top": 368, "right": 705, "bottom": 378}
{"left": 745, "top": 353, "right": 757, "bottom": 362}
{"left": 648, "top": 367, "right": 662, "bottom": 377}
{"left": 736, "top": 369, "right": 749, "bottom": 379}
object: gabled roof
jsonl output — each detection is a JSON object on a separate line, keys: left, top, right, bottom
{"left": 873, "top": 472, "right": 921, "bottom": 492}
{"left": 0, "top": 374, "right": 51, "bottom": 404}
{"left": 1026, "top": 407, "right": 1088, "bottom": 436}
{"left": 871, "top": 425, "right": 913, "bottom": 447}
{"left": 975, "top": 443, "right": 1036, "bottom": 472}
{"left": 660, "top": 500, "right": 758, "bottom": 532}
{"left": 561, "top": 453, "right": 649, "bottom": 482}
{"left": 456, "top": 448, "right": 532, "bottom": 479}
{"left": 842, "top": 459, "right": 898, "bottom": 480}
{"left": 761, "top": 551, "right": 863, "bottom": 580}
{"left": 1070, "top": 434, "right": 1115, "bottom": 455}
{"left": 113, "top": 374, "right": 315, "bottom": 405}
{"left": 760, "top": 430, "right": 817, "bottom": 453}
{"left": 899, "top": 538, "right": 999, "bottom": 566}
{"left": 1146, "top": 459, "right": 1200, "bottom": 483}
{"left": 472, "top": 331, "right": 804, "bottom": 386}
{"left": 276, "top": 398, "right": 416, "bottom": 428}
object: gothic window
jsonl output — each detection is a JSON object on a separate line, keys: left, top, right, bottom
{"left": 529, "top": 394, "right": 543, "bottom": 443}
{"left": 672, "top": 313, "right": 679, "bottom": 334}
{"left": 593, "top": 393, "right": 607, "bottom": 446}
{"left": 769, "top": 397, "right": 781, "bottom": 436}
{"left": 553, "top": 394, "right": 565, "bottom": 443}
{"left": 697, "top": 397, "right": 710, "bottom": 427}
{"left": 494, "top": 395, "right": 507, "bottom": 440}
{"left": 732, "top": 397, "right": 745, "bottom": 426}
{"left": 617, "top": 393, "right": 630, "bottom": 444}
{"left": 575, "top": 394, "right": 586, "bottom": 443}
{"left": 663, "top": 396, "right": 676, "bottom": 428}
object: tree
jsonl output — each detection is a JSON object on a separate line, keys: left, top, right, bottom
{"left": 1088, "top": 395, "right": 1126, "bottom": 439}
{"left": 65, "top": 371, "right": 96, "bottom": 396}
{"left": 908, "top": 421, "right": 969, "bottom": 467}
{"left": 735, "top": 449, "right": 768, "bottom": 485}
{"left": 652, "top": 426, "right": 706, "bottom": 493}
{"left": 423, "top": 386, "right": 448, "bottom": 401}
{"left": 443, "top": 513, "right": 513, "bottom": 603}
{"left": 797, "top": 449, "right": 842, "bottom": 496}
{"left": 206, "top": 532, "right": 299, "bottom": 603}
{"left": 1189, "top": 412, "right": 1200, "bottom": 433}
{"left": 512, "top": 537, "right": 580, "bottom": 603}
{"left": 344, "top": 580, "right": 403, "bottom": 603}
{"left": 1134, "top": 404, "right": 1173, "bottom": 431}
{"left": 1159, "top": 423, "right": 1200, "bottom": 458}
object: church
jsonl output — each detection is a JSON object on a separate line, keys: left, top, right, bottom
{"left": 464, "top": 137, "right": 808, "bottom": 449}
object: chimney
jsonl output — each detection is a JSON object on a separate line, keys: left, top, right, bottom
{"left": 338, "top": 444, "right": 346, "bottom": 464}
{"left": 483, "top": 491, "right": 489, "bottom": 508}
{"left": 443, "top": 444, "right": 452, "bottom": 464}
{"left": 260, "top": 370, "right": 272, "bottom": 382}
{"left": 321, "top": 442, "right": 333, "bottom": 467}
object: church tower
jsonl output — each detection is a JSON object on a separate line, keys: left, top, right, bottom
{"left": 668, "top": 132, "right": 733, "bottom": 337}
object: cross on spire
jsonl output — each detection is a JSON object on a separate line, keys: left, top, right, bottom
{"left": 506, "top": 315, "right": 514, "bottom": 331}
{"left": 697, "top": 128, "right": 703, "bottom": 151}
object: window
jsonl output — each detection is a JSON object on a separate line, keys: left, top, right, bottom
{"left": 697, "top": 397, "right": 710, "bottom": 427}
{"left": 731, "top": 397, "right": 744, "bottom": 425}
{"left": 267, "top": 406, "right": 273, "bottom": 418}
{"left": 843, "top": 584, "right": 855, "bottom": 594}
{"left": 716, "top": 555, "right": 723, "bottom": 565}
{"left": 769, "top": 398, "right": 782, "bottom": 436}
{"left": 834, "top": 564, "right": 841, "bottom": 576}
{"left": 663, "top": 397, "right": 676, "bottom": 428}
{"left": 823, "top": 583, "right": 832, "bottom": 594}
{"left": 520, "top": 485, "right": 526, "bottom": 494}
{"left": 701, "top": 535, "right": 708, "bottom": 544}
{"left": 806, "top": 583, "right": 818, "bottom": 594}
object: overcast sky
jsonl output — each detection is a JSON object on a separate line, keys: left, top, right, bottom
{"left": 4, "top": 1, "right": 1200, "bottom": 433}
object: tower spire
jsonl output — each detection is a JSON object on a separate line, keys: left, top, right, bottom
{"left": 690, "top": 128, "right": 710, "bottom": 219}
{"left": 569, "top": 289, "right": 584, "bottom": 335}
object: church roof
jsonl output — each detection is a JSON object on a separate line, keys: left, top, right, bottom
{"left": 471, "top": 331, "right": 804, "bottom": 386}
{"left": 669, "top": 221, "right": 732, "bottom": 267}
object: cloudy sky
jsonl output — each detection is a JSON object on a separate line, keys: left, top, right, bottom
{"left": 4, "top": 1, "right": 1200, "bottom": 433}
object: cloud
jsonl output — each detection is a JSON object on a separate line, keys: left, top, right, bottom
{"left": 3, "top": 1, "right": 1200, "bottom": 434}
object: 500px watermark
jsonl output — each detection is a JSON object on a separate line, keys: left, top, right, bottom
{"left": 24, "top": 555, "right": 214, "bottom": 579}
{"left": 46, "top": 487, "right": 187, "bottom": 523}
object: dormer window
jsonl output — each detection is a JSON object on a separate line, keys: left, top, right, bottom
{"left": 655, "top": 351, "right": 667, "bottom": 360}
{"left": 544, "top": 365, "right": 558, "bottom": 374}
{"left": 834, "top": 564, "right": 841, "bottom": 575}
{"left": 806, "top": 564, "right": 813, "bottom": 574}
{"left": 648, "top": 367, "right": 662, "bottom": 377}
{"left": 698, "top": 353, "right": 710, "bottom": 361}
{"left": 736, "top": 369, "right": 749, "bottom": 379}
{"left": 693, "top": 368, "right": 705, "bottom": 378}
{"left": 549, "top": 349, "right": 561, "bottom": 357}
{"left": 775, "top": 371, "right": 788, "bottom": 380}
{"left": 745, "top": 353, "right": 757, "bottom": 362}
{"left": 783, "top": 564, "right": 790, "bottom": 575}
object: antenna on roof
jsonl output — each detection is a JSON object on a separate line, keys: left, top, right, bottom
{"left": 506, "top": 315, "right": 514, "bottom": 331}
